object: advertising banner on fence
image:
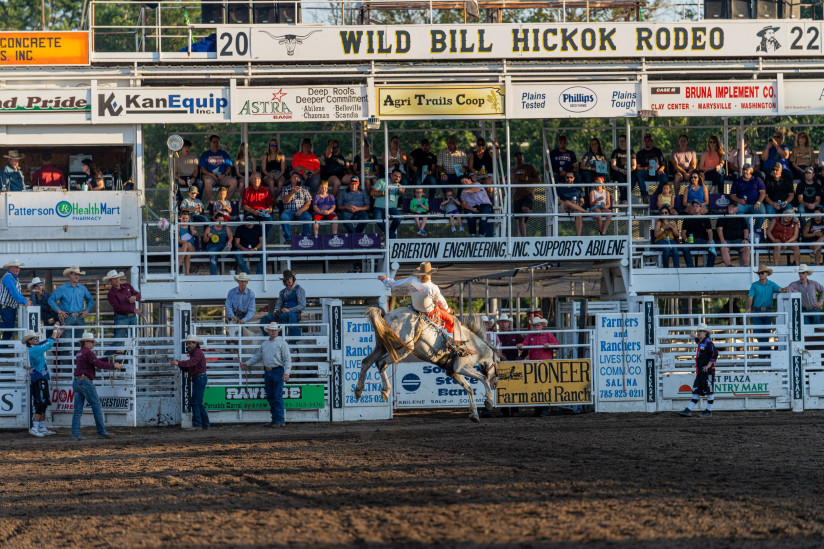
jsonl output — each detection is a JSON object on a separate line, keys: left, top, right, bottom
{"left": 782, "top": 79, "right": 824, "bottom": 115}
{"left": 203, "top": 385, "right": 325, "bottom": 410}
{"left": 232, "top": 86, "right": 368, "bottom": 122}
{"left": 647, "top": 80, "right": 778, "bottom": 116}
{"left": 663, "top": 371, "right": 784, "bottom": 398}
{"left": 377, "top": 86, "right": 504, "bottom": 118}
{"left": 0, "top": 387, "right": 23, "bottom": 416}
{"left": 220, "top": 22, "right": 824, "bottom": 63}
{"left": 343, "top": 318, "right": 390, "bottom": 408}
{"left": 50, "top": 385, "right": 131, "bottom": 412}
{"left": 5, "top": 191, "right": 124, "bottom": 227}
{"left": 511, "top": 82, "right": 639, "bottom": 119}
{"left": 595, "top": 313, "right": 647, "bottom": 402}
{"left": 394, "top": 362, "right": 487, "bottom": 408}
{"left": 92, "top": 87, "right": 231, "bottom": 124}
{"left": 0, "top": 32, "right": 89, "bottom": 66}
{"left": 495, "top": 360, "right": 592, "bottom": 407}
{"left": 389, "top": 236, "right": 627, "bottom": 263}
{"left": 0, "top": 89, "right": 90, "bottom": 124}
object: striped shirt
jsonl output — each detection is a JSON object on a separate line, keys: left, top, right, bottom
{"left": 0, "top": 272, "right": 26, "bottom": 308}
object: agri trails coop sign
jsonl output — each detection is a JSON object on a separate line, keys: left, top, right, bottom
{"left": 6, "top": 192, "right": 123, "bottom": 227}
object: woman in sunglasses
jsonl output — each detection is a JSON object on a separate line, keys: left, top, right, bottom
{"left": 699, "top": 135, "right": 725, "bottom": 193}
{"left": 323, "top": 138, "right": 351, "bottom": 196}
{"left": 261, "top": 138, "right": 286, "bottom": 197}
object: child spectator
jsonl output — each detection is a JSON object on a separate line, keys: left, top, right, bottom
{"left": 181, "top": 186, "right": 208, "bottom": 223}
{"left": 589, "top": 176, "right": 612, "bottom": 235}
{"left": 177, "top": 213, "right": 196, "bottom": 275}
{"left": 210, "top": 185, "right": 235, "bottom": 220}
{"left": 440, "top": 189, "right": 463, "bottom": 233}
{"left": 312, "top": 180, "right": 338, "bottom": 235}
{"left": 410, "top": 187, "right": 430, "bottom": 235}
{"left": 677, "top": 322, "right": 718, "bottom": 418}
{"left": 658, "top": 181, "right": 674, "bottom": 208}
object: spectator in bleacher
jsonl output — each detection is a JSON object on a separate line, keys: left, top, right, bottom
{"left": 589, "top": 176, "right": 613, "bottom": 236}
{"left": 49, "top": 266, "right": 93, "bottom": 343}
{"left": 716, "top": 202, "right": 751, "bottom": 267}
{"left": 233, "top": 215, "right": 264, "bottom": 275}
{"left": 203, "top": 213, "right": 233, "bottom": 276}
{"left": 274, "top": 270, "right": 305, "bottom": 338}
{"left": 381, "top": 135, "right": 408, "bottom": 187}
{"left": 634, "top": 133, "right": 667, "bottom": 204}
{"left": 670, "top": 135, "right": 697, "bottom": 193}
{"left": 440, "top": 189, "right": 463, "bottom": 234}
{"left": 729, "top": 163, "right": 766, "bottom": 215}
{"left": 436, "top": 136, "right": 468, "bottom": 197}
{"left": 103, "top": 270, "right": 141, "bottom": 346}
{"left": 761, "top": 131, "right": 790, "bottom": 173}
{"left": 763, "top": 163, "right": 795, "bottom": 215}
{"left": 790, "top": 131, "right": 814, "bottom": 180}
{"left": 468, "top": 136, "right": 494, "bottom": 188}
{"left": 680, "top": 172, "right": 709, "bottom": 215}
{"left": 818, "top": 137, "right": 824, "bottom": 167}
{"left": 766, "top": 209, "right": 801, "bottom": 266}
{"left": 1, "top": 150, "right": 25, "bottom": 191}
{"left": 199, "top": 135, "right": 237, "bottom": 202}
{"left": 180, "top": 186, "right": 208, "bottom": 223}
{"left": 312, "top": 180, "right": 338, "bottom": 236}
{"left": 460, "top": 175, "right": 494, "bottom": 238}
{"left": 728, "top": 135, "right": 760, "bottom": 180}
{"left": 171, "top": 335, "right": 210, "bottom": 430}
{"left": 555, "top": 172, "right": 587, "bottom": 237}
{"left": 210, "top": 185, "right": 235, "bottom": 221}
{"left": 72, "top": 332, "right": 123, "bottom": 440}
{"left": 292, "top": 137, "right": 322, "bottom": 194}
{"left": 682, "top": 200, "right": 716, "bottom": 268}
{"left": 337, "top": 176, "right": 370, "bottom": 234}
{"left": 654, "top": 206, "right": 693, "bottom": 268}
{"left": 699, "top": 136, "right": 726, "bottom": 192}
{"left": 510, "top": 151, "right": 539, "bottom": 238}
{"left": 372, "top": 169, "right": 403, "bottom": 239}
{"left": 802, "top": 206, "right": 824, "bottom": 265}
{"left": 28, "top": 277, "right": 58, "bottom": 330}
{"left": 580, "top": 137, "right": 608, "bottom": 184}
{"left": 781, "top": 264, "right": 824, "bottom": 324}
{"left": 279, "top": 171, "right": 313, "bottom": 239}
{"left": 0, "top": 259, "right": 30, "bottom": 340}
{"left": 795, "top": 166, "right": 821, "bottom": 219}
{"left": 226, "top": 272, "right": 256, "bottom": 333}
{"left": 176, "top": 213, "right": 197, "bottom": 276}
{"left": 410, "top": 188, "right": 430, "bottom": 236}
{"left": 658, "top": 182, "right": 674, "bottom": 209}
{"left": 175, "top": 139, "right": 202, "bottom": 197}
{"left": 323, "top": 139, "right": 351, "bottom": 197}
{"left": 241, "top": 172, "right": 275, "bottom": 229}
{"left": 354, "top": 139, "right": 379, "bottom": 192}
{"left": 32, "top": 152, "right": 66, "bottom": 189}
{"left": 242, "top": 321, "right": 292, "bottom": 428}
{"left": 81, "top": 159, "right": 105, "bottom": 191}
{"left": 548, "top": 135, "right": 578, "bottom": 183}
{"left": 610, "top": 135, "right": 636, "bottom": 203}
{"left": 234, "top": 142, "right": 256, "bottom": 190}
{"left": 407, "top": 138, "right": 438, "bottom": 199}
{"left": 261, "top": 138, "right": 286, "bottom": 198}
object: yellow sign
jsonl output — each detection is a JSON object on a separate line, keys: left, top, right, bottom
{"left": 495, "top": 360, "right": 592, "bottom": 407}
{"left": 0, "top": 32, "right": 89, "bottom": 66}
{"left": 377, "top": 86, "right": 504, "bottom": 118}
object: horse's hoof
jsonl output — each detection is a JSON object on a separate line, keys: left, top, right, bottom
{"left": 469, "top": 413, "right": 480, "bottom": 423}
{"left": 485, "top": 400, "right": 494, "bottom": 411}
{"left": 381, "top": 391, "right": 390, "bottom": 402}
{"left": 354, "top": 389, "right": 363, "bottom": 401}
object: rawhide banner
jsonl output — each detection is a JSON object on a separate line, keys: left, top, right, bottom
{"left": 495, "top": 360, "right": 592, "bottom": 407}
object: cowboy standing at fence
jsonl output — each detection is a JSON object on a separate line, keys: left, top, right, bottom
{"left": 678, "top": 322, "right": 718, "bottom": 418}
{"left": 781, "top": 264, "right": 824, "bottom": 324}
{"left": 104, "top": 270, "right": 141, "bottom": 346}
{"left": 171, "top": 335, "right": 210, "bottom": 430}
{"left": 72, "top": 331, "right": 123, "bottom": 440}
{"left": 49, "top": 266, "right": 94, "bottom": 344}
{"left": 24, "top": 326, "right": 63, "bottom": 437}
{"left": 242, "top": 321, "right": 291, "bottom": 428}
{"left": 226, "top": 272, "right": 256, "bottom": 337}
{"left": 746, "top": 266, "right": 781, "bottom": 358}
{"left": 0, "top": 259, "right": 30, "bottom": 341}
{"left": 518, "top": 316, "right": 560, "bottom": 418}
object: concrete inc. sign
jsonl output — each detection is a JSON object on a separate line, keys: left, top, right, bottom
{"left": 6, "top": 191, "right": 123, "bottom": 227}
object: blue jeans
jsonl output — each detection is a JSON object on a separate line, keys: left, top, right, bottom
{"left": 190, "top": 373, "right": 210, "bottom": 428}
{"left": 113, "top": 314, "right": 137, "bottom": 341}
{"left": 804, "top": 309, "right": 821, "bottom": 325}
{"left": 661, "top": 245, "right": 694, "bottom": 268}
{"left": 374, "top": 206, "right": 401, "bottom": 239}
{"left": 280, "top": 209, "right": 312, "bottom": 238}
{"left": 206, "top": 242, "right": 226, "bottom": 275}
{"left": 264, "top": 367, "right": 285, "bottom": 424}
{"left": 234, "top": 250, "right": 264, "bottom": 275}
{"left": 249, "top": 213, "right": 274, "bottom": 239}
{"left": 750, "top": 311, "right": 773, "bottom": 357}
{"left": 72, "top": 378, "right": 107, "bottom": 437}
{"left": 636, "top": 170, "right": 667, "bottom": 198}
{"left": 467, "top": 203, "right": 494, "bottom": 237}
{"left": 276, "top": 311, "right": 301, "bottom": 338}
{"left": 691, "top": 238, "right": 716, "bottom": 268}
{"left": 413, "top": 172, "right": 438, "bottom": 199}
{"left": 339, "top": 210, "right": 368, "bottom": 233}
{"left": 63, "top": 315, "right": 86, "bottom": 347}
{"left": 0, "top": 305, "right": 16, "bottom": 341}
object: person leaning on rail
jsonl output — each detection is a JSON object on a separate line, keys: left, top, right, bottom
{"left": 781, "top": 264, "right": 824, "bottom": 325}
{"left": 0, "top": 259, "right": 30, "bottom": 341}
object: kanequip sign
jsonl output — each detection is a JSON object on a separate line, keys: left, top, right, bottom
{"left": 511, "top": 82, "right": 639, "bottom": 119}
{"left": 377, "top": 86, "right": 504, "bottom": 118}
{"left": 647, "top": 80, "right": 778, "bottom": 116}
{"left": 92, "top": 88, "right": 230, "bottom": 124}
{"left": 232, "top": 86, "right": 368, "bottom": 122}
{"left": 6, "top": 191, "right": 123, "bottom": 227}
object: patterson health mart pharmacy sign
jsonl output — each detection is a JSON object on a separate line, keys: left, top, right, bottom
{"left": 5, "top": 191, "right": 123, "bottom": 227}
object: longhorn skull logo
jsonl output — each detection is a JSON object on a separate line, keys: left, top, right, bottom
{"left": 258, "top": 30, "right": 321, "bottom": 56}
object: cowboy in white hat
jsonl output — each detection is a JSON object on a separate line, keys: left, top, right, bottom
{"left": 781, "top": 264, "right": 824, "bottom": 324}
{"left": 1, "top": 150, "right": 25, "bottom": 191}
{"left": 227, "top": 271, "right": 256, "bottom": 338}
{"left": 24, "top": 325, "right": 64, "bottom": 437}
{"left": 49, "top": 266, "right": 93, "bottom": 344}
{"left": 242, "top": 321, "right": 291, "bottom": 428}
{"left": 678, "top": 322, "right": 718, "bottom": 418}
{"left": 171, "top": 334, "right": 210, "bottom": 430}
{"left": 27, "top": 276, "right": 59, "bottom": 329}
{"left": 747, "top": 265, "right": 781, "bottom": 358}
{"left": 104, "top": 270, "right": 141, "bottom": 345}
{"left": 0, "top": 258, "right": 31, "bottom": 340}
{"left": 72, "top": 331, "right": 123, "bottom": 440}
{"left": 518, "top": 314, "right": 559, "bottom": 417}
{"left": 495, "top": 313, "right": 523, "bottom": 361}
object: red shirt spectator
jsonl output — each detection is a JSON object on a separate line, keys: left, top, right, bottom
{"left": 32, "top": 155, "right": 66, "bottom": 188}
{"left": 241, "top": 177, "right": 275, "bottom": 213}
{"left": 292, "top": 151, "right": 320, "bottom": 174}
{"left": 518, "top": 318, "right": 559, "bottom": 361}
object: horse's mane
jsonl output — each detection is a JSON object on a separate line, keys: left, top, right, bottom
{"left": 463, "top": 315, "right": 487, "bottom": 343}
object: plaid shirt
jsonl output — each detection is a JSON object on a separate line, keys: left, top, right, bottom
{"left": 437, "top": 148, "right": 467, "bottom": 177}
{"left": 279, "top": 185, "right": 312, "bottom": 212}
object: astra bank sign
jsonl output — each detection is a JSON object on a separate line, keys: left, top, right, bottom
{"left": 91, "top": 87, "right": 231, "bottom": 124}
{"left": 6, "top": 192, "right": 123, "bottom": 227}
{"left": 511, "top": 82, "right": 640, "bottom": 118}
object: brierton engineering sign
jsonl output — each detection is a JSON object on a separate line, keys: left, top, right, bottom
{"left": 6, "top": 192, "right": 123, "bottom": 227}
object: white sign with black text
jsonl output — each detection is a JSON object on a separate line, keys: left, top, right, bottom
{"left": 231, "top": 86, "right": 368, "bottom": 123}
{"left": 92, "top": 87, "right": 231, "bottom": 124}
{"left": 511, "top": 82, "right": 640, "bottom": 119}
{"left": 0, "top": 388, "right": 23, "bottom": 416}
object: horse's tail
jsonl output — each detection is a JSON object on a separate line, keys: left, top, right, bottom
{"left": 365, "top": 307, "right": 411, "bottom": 366}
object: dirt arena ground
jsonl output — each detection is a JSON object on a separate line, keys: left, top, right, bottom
{"left": 1, "top": 409, "right": 823, "bottom": 548}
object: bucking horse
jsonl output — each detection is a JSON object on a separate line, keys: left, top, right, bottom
{"left": 354, "top": 306, "right": 498, "bottom": 422}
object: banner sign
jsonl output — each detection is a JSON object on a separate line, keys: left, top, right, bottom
{"left": 92, "top": 88, "right": 231, "bottom": 124}
{"left": 217, "top": 22, "right": 824, "bottom": 63}
{"left": 0, "top": 89, "right": 90, "bottom": 123}
{"left": 0, "top": 388, "right": 22, "bottom": 416}
{"left": 377, "top": 85, "right": 504, "bottom": 118}
{"left": 5, "top": 191, "right": 124, "bottom": 227}
{"left": 0, "top": 32, "right": 89, "bottom": 66}
{"left": 663, "top": 371, "right": 784, "bottom": 398}
{"left": 50, "top": 385, "right": 131, "bottom": 412}
{"left": 647, "top": 80, "right": 778, "bottom": 116}
{"left": 783, "top": 79, "right": 824, "bottom": 115}
{"left": 394, "top": 362, "right": 487, "bottom": 408}
{"left": 595, "top": 313, "right": 647, "bottom": 402}
{"left": 343, "top": 318, "right": 386, "bottom": 406}
{"left": 232, "top": 86, "right": 368, "bottom": 122}
{"left": 203, "top": 384, "right": 325, "bottom": 410}
{"left": 792, "top": 355, "right": 803, "bottom": 400}
{"left": 511, "top": 82, "right": 639, "bottom": 119}
{"left": 389, "top": 236, "right": 626, "bottom": 263}
{"left": 495, "top": 360, "right": 592, "bottom": 407}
